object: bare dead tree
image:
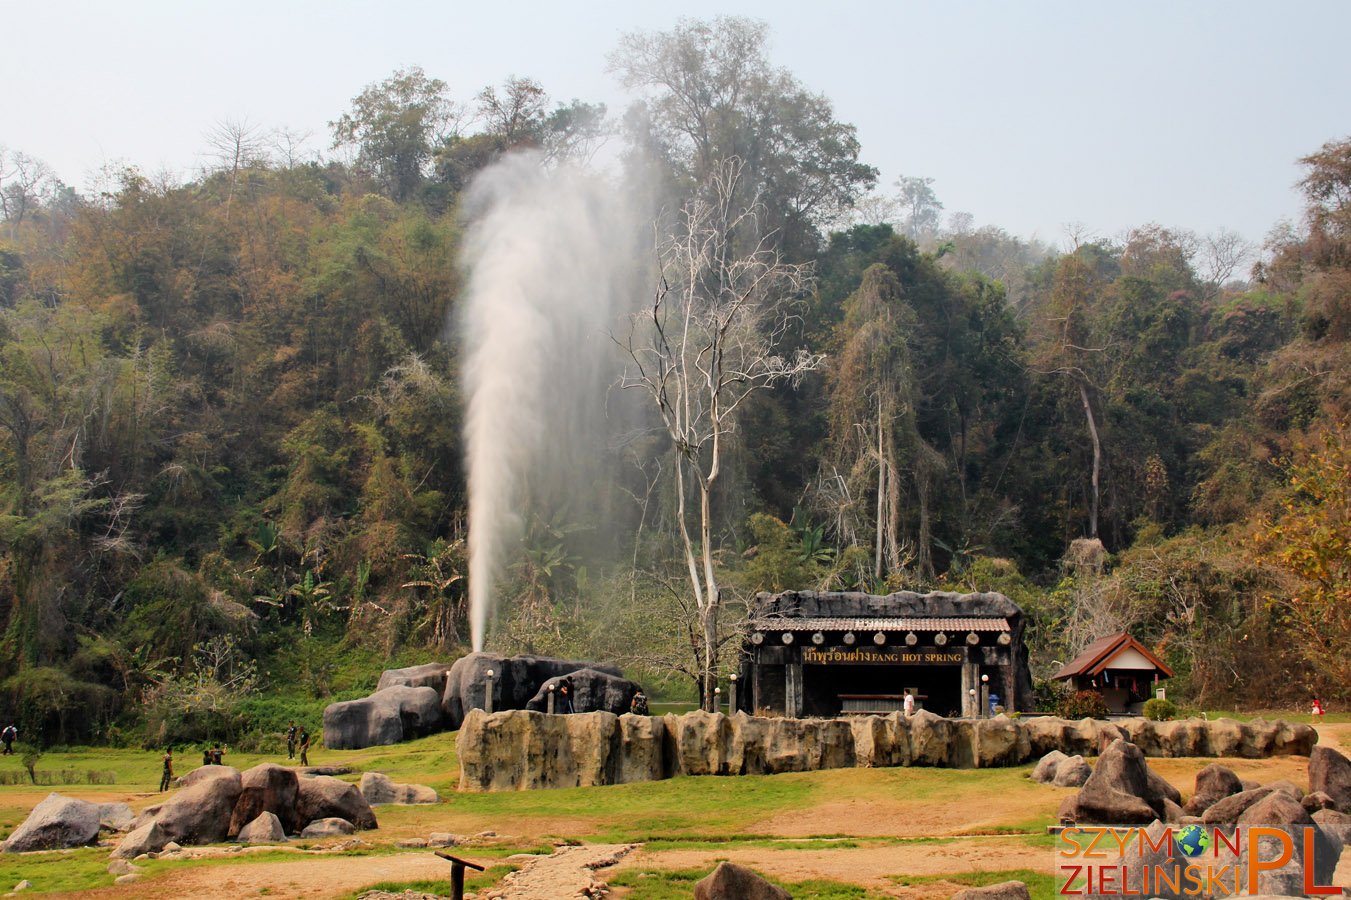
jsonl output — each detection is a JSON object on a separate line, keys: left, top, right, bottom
{"left": 618, "top": 158, "right": 823, "bottom": 710}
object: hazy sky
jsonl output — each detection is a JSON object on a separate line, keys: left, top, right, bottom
{"left": 4, "top": 1, "right": 1348, "bottom": 245}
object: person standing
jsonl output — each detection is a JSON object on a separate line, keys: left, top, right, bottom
{"left": 629, "top": 689, "right": 649, "bottom": 716}
{"left": 1, "top": 724, "right": 16, "bottom": 755}
{"left": 903, "top": 690, "right": 915, "bottom": 717}
{"left": 159, "top": 749, "right": 174, "bottom": 792}
{"left": 1313, "top": 697, "right": 1326, "bottom": 720}
{"left": 558, "top": 677, "right": 574, "bottom": 714}
{"left": 286, "top": 721, "right": 297, "bottom": 759}
{"left": 298, "top": 728, "right": 310, "bottom": 766}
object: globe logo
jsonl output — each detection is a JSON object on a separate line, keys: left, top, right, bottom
{"left": 1176, "top": 824, "right": 1211, "bottom": 858}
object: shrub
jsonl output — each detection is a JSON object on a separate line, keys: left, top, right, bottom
{"left": 1142, "top": 697, "right": 1178, "bottom": 721}
{"left": 1057, "top": 690, "right": 1111, "bottom": 720}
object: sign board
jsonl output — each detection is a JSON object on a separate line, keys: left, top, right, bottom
{"left": 801, "top": 646, "right": 964, "bottom": 666}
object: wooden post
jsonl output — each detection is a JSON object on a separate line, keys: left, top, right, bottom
{"left": 436, "top": 851, "right": 485, "bottom": 900}
{"left": 484, "top": 670, "right": 494, "bottom": 714}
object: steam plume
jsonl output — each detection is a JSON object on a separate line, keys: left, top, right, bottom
{"left": 459, "top": 152, "right": 644, "bottom": 651}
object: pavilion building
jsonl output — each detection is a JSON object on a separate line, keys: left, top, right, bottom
{"left": 1052, "top": 632, "right": 1173, "bottom": 714}
{"left": 740, "top": 590, "right": 1034, "bottom": 718}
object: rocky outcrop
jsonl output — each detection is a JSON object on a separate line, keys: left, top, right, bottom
{"left": 299, "top": 817, "right": 354, "bottom": 838}
{"left": 236, "top": 812, "right": 286, "bottom": 843}
{"left": 458, "top": 709, "right": 1314, "bottom": 792}
{"left": 442, "top": 652, "right": 624, "bottom": 730}
{"left": 1201, "top": 786, "right": 1277, "bottom": 825}
{"left": 1052, "top": 756, "right": 1091, "bottom": 788}
{"left": 322, "top": 685, "right": 443, "bottom": 750}
{"left": 2, "top": 794, "right": 102, "bottom": 852}
{"left": 111, "top": 821, "right": 168, "bottom": 859}
{"left": 97, "top": 803, "right": 135, "bottom": 833}
{"left": 693, "top": 861, "right": 789, "bottom": 900}
{"left": 1031, "top": 750, "right": 1068, "bottom": 784}
{"left": 152, "top": 766, "right": 244, "bottom": 846}
{"left": 1075, "top": 739, "right": 1166, "bottom": 825}
{"left": 179, "top": 764, "right": 239, "bottom": 789}
{"left": 1309, "top": 745, "right": 1351, "bottom": 811}
{"left": 296, "top": 776, "right": 377, "bottom": 830}
{"left": 359, "top": 772, "right": 438, "bottom": 805}
{"left": 525, "top": 668, "right": 641, "bottom": 717}
{"left": 228, "top": 764, "right": 300, "bottom": 837}
{"left": 376, "top": 662, "right": 454, "bottom": 695}
{"left": 1182, "top": 763, "right": 1243, "bottom": 816}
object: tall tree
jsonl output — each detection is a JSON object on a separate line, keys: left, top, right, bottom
{"left": 610, "top": 16, "right": 876, "bottom": 257}
{"left": 619, "top": 160, "right": 822, "bottom": 709}
{"left": 331, "top": 67, "right": 460, "bottom": 202}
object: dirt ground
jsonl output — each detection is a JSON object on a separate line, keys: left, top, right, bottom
{"left": 39, "top": 720, "right": 1351, "bottom": 898}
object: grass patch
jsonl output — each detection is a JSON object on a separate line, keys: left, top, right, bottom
{"left": 348, "top": 864, "right": 517, "bottom": 899}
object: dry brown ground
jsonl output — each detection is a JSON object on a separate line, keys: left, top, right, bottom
{"left": 45, "top": 720, "right": 1351, "bottom": 899}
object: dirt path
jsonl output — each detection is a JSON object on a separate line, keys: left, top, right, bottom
{"left": 477, "top": 844, "right": 635, "bottom": 900}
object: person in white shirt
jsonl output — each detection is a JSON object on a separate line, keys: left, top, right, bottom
{"left": 903, "top": 690, "right": 915, "bottom": 717}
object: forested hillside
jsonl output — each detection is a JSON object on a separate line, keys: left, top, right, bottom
{"left": 0, "top": 19, "right": 1346, "bottom": 746}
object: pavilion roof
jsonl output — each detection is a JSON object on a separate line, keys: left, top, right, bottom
{"left": 1052, "top": 632, "right": 1174, "bottom": 680}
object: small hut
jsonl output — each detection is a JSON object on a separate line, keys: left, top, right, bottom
{"left": 1053, "top": 632, "right": 1173, "bottom": 714}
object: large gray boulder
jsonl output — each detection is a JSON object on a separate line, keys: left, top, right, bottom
{"left": 693, "top": 862, "right": 789, "bottom": 900}
{"left": 299, "top": 817, "right": 354, "bottom": 838}
{"left": 359, "top": 772, "right": 438, "bottom": 805}
{"left": 525, "top": 668, "right": 641, "bottom": 716}
{"left": 1052, "top": 755, "right": 1091, "bottom": 788}
{"left": 97, "top": 802, "right": 135, "bottom": 833}
{"left": 1182, "top": 763, "right": 1243, "bottom": 816}
{"left": 1201, "top": 786, "right": 1276, "bottom": 825}
{"left": 1310, "top": 745, "right": 1351, "bottom": 811}
{"left": 442, "top": 652, "right": 624, "bottom": 730}
{"left": 376, "top": 661, "right": 454, "bottom": 696}
{"left": 179, "top": 764, "right": 239, "bottom": 789}
{"left": 153, "top": 766, "right": 244, "bottom": 845}
{"left": 111, "top": 820, "right": 168, "bottom": 859}
{"left": 1031, "top": 750, "right": 1068, "bottom": 784}
{"left": 296, "top": 776, "right": 377, "bottom": 830}
{"left": 2, "top": 793, "right": 102, "bottom": 852}
{"left": 1074, "top": 739, "right": 1162, "bottom": 824}
{"left": 236, "top": 812, "right": 285, "bottom": 844}
{"left": 228, "top": 763, "right": 300, "bottom": 837}
{"left": 322, "top": 685, "right": 443, "bottom": 750}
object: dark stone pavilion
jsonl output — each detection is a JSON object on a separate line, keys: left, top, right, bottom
{"left": 739, "top": 590, "right": 1034, "bottom": 718}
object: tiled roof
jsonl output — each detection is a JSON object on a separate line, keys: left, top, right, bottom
{"left": 749, "top": 617, "right": 1009, "bottom": 632}
{"left": 1052, "top": 632, "right": 1174, "bottom": 680}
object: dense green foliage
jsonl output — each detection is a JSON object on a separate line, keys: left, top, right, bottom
{"left": 1142, "top": 698, "right": 1178, "bottom": 721}
{"left": 0, "top": 19, "right": 1347, "bottom": 742}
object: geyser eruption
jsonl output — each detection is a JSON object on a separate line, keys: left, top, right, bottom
{"left": 459, "top": 152, "right": 645, "bottom": 652}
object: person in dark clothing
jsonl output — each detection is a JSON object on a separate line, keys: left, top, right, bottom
{"left": 159, "top": 749, "right": 174, "bottom": 792}
{"left": 1, "top": 724, "right": 15, "bottom": 755}
{"left": 298, "top": 728, "right": 310, "bottom": 766}
{"left": 211, "top": 746, "right": 224, "bottom": 766}
{"left": 558, "top": 677, "right": 575, "bottom": 714}
{"left": 203, "top": 747, "right": 212, "bottom": 767}
{"left": 286, "top": 721, "right": 297, "bottom": 759}
{"left": 629, "top": 689, "right": 649, "bottom": 716}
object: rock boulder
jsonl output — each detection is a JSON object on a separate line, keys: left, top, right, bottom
{"left": 376, "top": 661, "right": 454, "bottom": 696}
{"left": 525, "top": 668, "right": 641, "bottom": 716}
{"left": 236, "top": 811, "right": 285, "bottom": 843}
{"left": 322, "top": 685, "right": 443, "bottom": 750}
{"left": 296, "top": 776, "right": 377, "bottom": 830}
{"left": 692, "top": 861, "right": 789, "bottom": 900}
{"left": 299, "top": 817, "right": 354, "bottom": 838}
{"left": 111, "top": 820, "right": 168, "bottom": 859}
{"left": 228, "top": 763, "right": 300, "bottom": 837}
{"left": 2, "top": 794, "right": 101, "bottom": 852}
{"left": 1031, "top": 750, "right": 1068, "bottom": 784}
{"left": 951, "top": 881, "right": 1032, "bottom": 900}
{"left": 359, "top": 772, "right": 437, "bottom": 805}
{"left": 153, "top": 767, "right": 244, "bottom": 845}
{"left": 1309, "top": 745, "right": 1351, "bottom": 811}
{"left": 442, "top": 652, "right": 624, "bottom": 730}
{"left": 1182, "top": 763, "right": 1243, "bottom": 816}
{"left": 1052, "top": 756, "right": 1091, "bottom": 788}
{"left": 1074, "top": 739, "right": 1162, "bottom": 824}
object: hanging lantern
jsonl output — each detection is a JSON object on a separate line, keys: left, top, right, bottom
{"left": 843, "top": 632, "right": 856, "bottom": 645}
{"left": 934, "top": 633, "right": 948, "bottom": 646}
{"left": 751, "top": 632, "right": 765, "bottom": 645}
{"left": 811, "top": 631, "right": 825, "bottom": 645}
{"left": 966, "top": 632, "right": 979, "bottom": 645}
{"left": 997, "top": 633, "right": 1011, "bottom": 646}
{"left": 873, "top": 632, "right": 886, "bottom": 646}
{"left": 781, "top": 632, "right": 795, "bottom": 645}
{"left": 905, "top": 632, "right": 918, "bottom": 646}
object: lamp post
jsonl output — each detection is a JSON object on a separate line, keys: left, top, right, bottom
{"left": 968, "top": 688, "right": 977, "bottom": 719}
{"left": 980, "top": 673, "right": 989, "bottom": 719}
{"left": 714, "top": 686, "right": 722, "bottom": 713}
{"left": 484, "top": 669, "right": 495, "bottom": 714}
{"left": 729, "top": 673, "right": 738, "bottom": 713}
{"left": 547, "top": 682, "right": 556, "bottom": 715}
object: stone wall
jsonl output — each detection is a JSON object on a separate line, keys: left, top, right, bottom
{"left": 456, "top": 708, "right": 1317, "bottom": 792}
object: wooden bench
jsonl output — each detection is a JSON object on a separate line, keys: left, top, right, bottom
{"left": 838, "top": 693, "right": 926, "bottom": 715}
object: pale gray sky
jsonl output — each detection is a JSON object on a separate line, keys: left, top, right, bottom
{"left": 4, "top": 0, "right": 1348, "bottom": 245}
